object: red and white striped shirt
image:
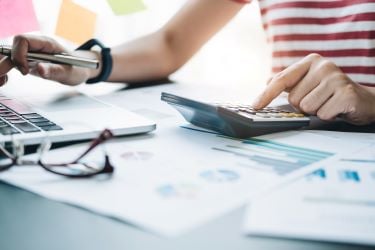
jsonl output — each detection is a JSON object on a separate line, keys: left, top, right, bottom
{"left": 232, "top": 0, "right": 375, "bottom": 85}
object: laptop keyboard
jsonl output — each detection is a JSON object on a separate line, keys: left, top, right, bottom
{"left": 0, "top": 94, "right": 63, "bottom": 135}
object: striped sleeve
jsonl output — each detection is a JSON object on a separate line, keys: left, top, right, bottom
{"left": 259, "top": 0, "right": 375, "bottom": 86}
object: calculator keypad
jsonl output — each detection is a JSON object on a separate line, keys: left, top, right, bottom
{"left": 218, "top": 104, "right": 309, "bottom": 122}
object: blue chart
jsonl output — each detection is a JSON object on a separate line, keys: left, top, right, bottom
{"left": 212, "top": 138, "right": 334, "bottom": 175}
{"left": 307, "top": 169, "right": 326, "bottom": 180}
{"left": 339, "top": 170, "right": 360, "bottom": 183}
{"left": 157, "top": 182, "right": 200, "bottom": 199}
{"left": 306, "top": 168, "right": 375, "bottom": 183}
{"left": 308, "top": 169, "right": 360, "bottom": 182}
{"left": 200, "top": 169, "right": 240, "bottom": 183}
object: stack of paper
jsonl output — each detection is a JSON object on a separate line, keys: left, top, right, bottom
{"left": 244, "top": 141, "right": 375, "bottom": 246}
{"left": 0, "top": 127, "right": 367, "bottom": 237}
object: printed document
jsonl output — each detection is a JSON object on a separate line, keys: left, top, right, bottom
{"left": 0, "top": 125, "right": 368, "bottom": 237}
{"left": 244, "top": 146, "right": 375, "bottom": 246}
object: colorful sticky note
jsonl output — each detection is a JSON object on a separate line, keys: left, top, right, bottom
{"left": 0, "top": 0, "right": 39, "bottom": 38}
{"left": 107, "top": 0, "right": 146, "bottom": 15}
{"left": 55, "top": 0, "right": 97, "bottom": 44}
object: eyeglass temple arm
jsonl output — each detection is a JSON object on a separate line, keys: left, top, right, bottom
{"left": 0, "top": 144, "right": 16, "bottom": 160}
{"left": 72, "top": 129, "right": 114, "bottom": 163}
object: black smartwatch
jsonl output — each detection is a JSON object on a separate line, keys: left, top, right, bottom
{"left": 76, "top": 39, "right": 113, "bottom": 84}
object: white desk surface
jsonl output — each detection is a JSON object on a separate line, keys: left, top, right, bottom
{"left": 0, "top": 75, "right": 373, "bottom": 250}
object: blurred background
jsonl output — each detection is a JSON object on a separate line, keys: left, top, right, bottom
{"left": 4, "top": 0, "right": 271, "bottom": 93}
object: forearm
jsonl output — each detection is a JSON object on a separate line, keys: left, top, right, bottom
{"left": 0, "top": 0, "right": 244, "bottom": 86}
{"left": 82, "top": 31, "right": 175, "bottom": 84}
{"left": 87, "top": 0, "right": 245, "bottom": 84}
{"left": 107, "top": 32, "right": 176, "bottom": 83}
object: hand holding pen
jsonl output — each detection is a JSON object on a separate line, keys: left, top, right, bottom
{"left": 0, "top": 45, "right": 98, "bottom": 69}
{"left": 0, "top": 35, "right": 101, "bottom": 86}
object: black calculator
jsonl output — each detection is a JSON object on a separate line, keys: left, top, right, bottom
{"left": 161, "top": 92, "right": 310, "bottom": 138}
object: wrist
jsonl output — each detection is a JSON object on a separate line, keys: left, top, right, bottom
{"left": 76, "top": 39, "right": 112, "bottom": 84}
{"left": 86, "top": 51, "right": 102, "bottom": 80}
{"left": 71, "top": 50, "right": 102, "bottom": 82}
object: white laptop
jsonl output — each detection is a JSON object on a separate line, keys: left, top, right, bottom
{"left": 0, "top": 77, "right": 156, "bottom": 146}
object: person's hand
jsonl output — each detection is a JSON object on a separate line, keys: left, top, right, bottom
{"left": 0, "top": 55, "right": 13, "bottom": 86}
{"left": 0, "top": 35, "right": 100, "bottom": 86}
{"left": 252, "top": 53, "right": 375, "bottom": 125}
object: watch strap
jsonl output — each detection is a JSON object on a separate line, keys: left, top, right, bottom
{"left": 76, "top": 39, "right": 113, "bottom": 84}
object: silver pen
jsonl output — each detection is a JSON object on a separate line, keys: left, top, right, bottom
{"left": 0, "top": 45, "right": 99, "bottom": 69}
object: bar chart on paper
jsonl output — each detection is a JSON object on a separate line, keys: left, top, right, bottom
{"left": 244, "top": 147, "right": 375, "bottom": 246}
{"left": 212, "top": 138, "right": 334, "bottom": 176}
{"left": 308, "top": 168, "right": 363, "bottom": 183}
{"left": 307, "top": 165, "right": 375, "bottom": 184}
{"left": 303, "top": 159, "right": 375, "bottom": 207}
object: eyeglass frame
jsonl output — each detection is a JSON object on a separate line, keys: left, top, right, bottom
{"left": 0, "top": 129, "right": 115, "bottom": 178}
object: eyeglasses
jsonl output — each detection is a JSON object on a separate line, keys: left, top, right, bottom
{"left": 0, "top": 129, "right": 115, "bottom": 178}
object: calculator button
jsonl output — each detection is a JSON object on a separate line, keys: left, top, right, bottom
{"left": 223, "top": 107, "right": 239, "bottom": 112}
{"left": 284, "top": 113, "right": 298, "bottom": 117}
{"left": 288, "top": 113, "right": 302, "bottom": 117}
{"left": 255, "top": 113, "right": 271, "bottom": 118}
{"left": 238, "top": 112, "right": 256, "bottom": 119}
{"left": 268, "top": 113, "right": 283, "bottom": 118}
